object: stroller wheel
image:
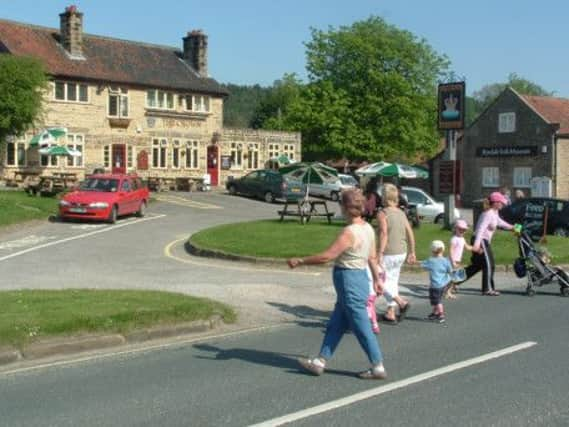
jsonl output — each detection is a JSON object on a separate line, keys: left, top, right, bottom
{"left": 561, "top": 287, "right": 569, "bottom": 297}
{"left": 526, "top": 287, "right": 536, "bottom": 297}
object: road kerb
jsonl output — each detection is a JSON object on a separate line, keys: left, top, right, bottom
{"left": 1, "top": 316, "right": 224, "bottom": 367}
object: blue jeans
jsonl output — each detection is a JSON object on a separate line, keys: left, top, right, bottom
{"left": 319, "top": 267, "right": 383, "bottom": 365}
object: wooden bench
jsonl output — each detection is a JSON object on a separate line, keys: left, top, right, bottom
{"left": 278, "top": 199, "right": 335, "bottom": 224}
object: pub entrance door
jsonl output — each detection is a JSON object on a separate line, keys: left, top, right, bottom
{"left": 207, "top": 145, "right": 219, "bottom": 186}
{"left": 112, "top": 144, "right": 126, "bottom": 174}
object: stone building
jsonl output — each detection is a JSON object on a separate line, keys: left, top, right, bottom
{"left": 0, "top": 6, "right": 301, "bottom": 187}
{"left": 459, "top": 87, "right": 569, "bottom": 206}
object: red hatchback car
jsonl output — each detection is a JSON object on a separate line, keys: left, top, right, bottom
{"left": 59, "top": 174, "right": 149, "bottom": 223}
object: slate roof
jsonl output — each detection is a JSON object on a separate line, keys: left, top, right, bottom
{"left": 0, "top": 18, "right": 228, "bottom": 96}
{"left": 520, "top": 93, "right": 569, "bottom": 133}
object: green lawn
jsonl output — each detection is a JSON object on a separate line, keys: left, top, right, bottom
{"left": 0, "top": 191, "right": 58, "bottom": 227}
{"left": 190, "top": 219, "right": 569, "bottom": 265}
{"left": 0, "top": 290, "right": 236, "bottom": 349}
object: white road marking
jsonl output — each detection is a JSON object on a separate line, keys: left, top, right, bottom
{"left": 156, "top": 194, "right": 221, "bottom": 209}
{"left": 0, "top": 235, "right": 56, "bottom": 250}
{"left": 0, "top": 214, "right": 166, "bottom": 263}
{"left": 70, "top": 224, "right": 107, "bottom": 230}
{"left": 249, "top": 341, "right": 538, "bottom": 427}
{"left": 0, "top": 323, "right": 288, "bottom": 377}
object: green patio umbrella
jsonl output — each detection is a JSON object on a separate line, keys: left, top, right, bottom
{"left": 279, "top": 162, "right": 338, "bottom": 199}
{"left": 29, "top": 127, "right": 68, "bottom": 147}
{"left": 39, "top": 145, "right": 81, "bottom": 157}
{"left": 355, "top": 162, "right": 429, "bottom": 179}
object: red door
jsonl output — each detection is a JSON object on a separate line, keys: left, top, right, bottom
{"left": 207, "top": 145, "right": 219, "bottom": 186}
{"left": 112, "top": 144, "right": 126, "bottom": 174}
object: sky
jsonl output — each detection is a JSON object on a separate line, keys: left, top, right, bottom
{"left": 1, "top": 0, "right": 568, "bottom": 97}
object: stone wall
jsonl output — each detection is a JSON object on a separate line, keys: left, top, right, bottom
{"left": 556, "top": 138, "right": 569, "bottom": 199}
{"left": 461, "top": 89, "right": 555, "bottom": 206}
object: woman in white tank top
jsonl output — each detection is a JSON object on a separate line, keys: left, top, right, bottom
{"left": 287, "top": 189, "right": 388, "bottom": 380}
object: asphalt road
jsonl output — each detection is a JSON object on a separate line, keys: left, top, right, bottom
{"left": 0, "top": 191, "right": 568, "bottom": 426}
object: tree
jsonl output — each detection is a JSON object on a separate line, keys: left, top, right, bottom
{"left": 250, "top": 74, "right": 302, "bottom": 129}
{"left": 276, "top": 17, "right": 450, "bottom": 161}
{"left": 470, "top": 73, "right": 553, "bottom": 121}
{"left": 222, "top": 83, "right": 271, "bottom": 128}
{"left": 0, "top": 55, "right": 48, "bottom": 144}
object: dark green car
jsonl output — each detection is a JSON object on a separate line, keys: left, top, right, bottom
{"left": 226, "top": 170, "right": 304, "bottom": 203}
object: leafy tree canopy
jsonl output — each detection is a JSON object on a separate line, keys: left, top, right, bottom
{"left": 258, "top": 16, "right": 450, "bottom": 162}
{"left": 0, "top": 55, "right": 48, "bottom": 143}
{"left": 222, "top": 83, "right": 271, "bottom": 128}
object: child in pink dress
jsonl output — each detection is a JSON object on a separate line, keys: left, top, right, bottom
{"left": 446, "top": 219, "right": 472, "bottom": 298}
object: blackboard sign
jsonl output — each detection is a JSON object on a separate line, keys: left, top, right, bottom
{"left": 220, "top": 155, "right": 231, "bottom": 170}
{"left": 522, "top": 202, "right": 546, "bottom": 241}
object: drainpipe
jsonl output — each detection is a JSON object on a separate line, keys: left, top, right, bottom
{"left": 551, "top": 125, "right": 559, "bottom": 198}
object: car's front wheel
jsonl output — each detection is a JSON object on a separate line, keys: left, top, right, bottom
{"left": 331, "top": 191, "right": 339, "bottom": 202}
{"left": 136, "top": 201, "right": 146, "bottom": 217}
{"left": 434, "top": 214, "right": 443, "bottom": 224}
{"left": 554, "top": 227, "right": 569, "bottom": 237}
{"left": 264, "top": 191, "right": 275, "bottom": 203}
{"left": 107, "top": 206, "right": 118, "bottom": 224}
{"left": 228, "top": 185, "right": 237, "bottom": 195}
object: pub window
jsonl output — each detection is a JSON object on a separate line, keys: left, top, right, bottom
{"left": 152, "top": 138, "right": 167, "bottom": 168}
{"left": 108, "top": 87, "right": 129, "bottom": 118}
{"left": 184, "top": 95, "right": 211, "bottom": 113}
{"left": 498, "top": 112, "right": 516, "bottom": 133}
{"left": 147, "top": 90, "right": 175, "bottom": 110}
{"left": 66, "top": 134, "right": 84, "bottom": 167}
{"left": 268, "top": 144, "right": 280, "bottom": 159}
{"left": 231, "top": 142, "right": 243, "bottom": 168}
{"left": 282, "top": 144, "right": 295, "bottom": 161}
{"left": 53, "top": 81, "right": 89, "bottom": 103}
{"left": 40, "top": 153, "right": 58, "bottom": 167}
{"left": 127, "top": 146, "right": 135, "bottom": 169}
{"left": 103, "top": 145, "right": 111, "bottom": 168}
{"left": 513, "top": 167, "right": 532, "bottom": 188}
{"left": 482, "top": 167, "right": 499, "bottom": 187}
{"left": 172, "top": 140, "right": 181, "bottom": 169}
{"left": 247, "top": 143, "right": 259, "bottom": 169}
{"left": 186, "top": 140, "right": 199, "bottom": 169}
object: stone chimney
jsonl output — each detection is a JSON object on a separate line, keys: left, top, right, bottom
{"left": 183, "top": 30, "right": 208, "bottom": 77}
{"left": 59, "top": 5, "right": 84, "bottom": 58}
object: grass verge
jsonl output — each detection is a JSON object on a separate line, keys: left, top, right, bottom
{"left": 0, "top": 190, "right": 58, "bottom": 228}
{"left": 190, "top": 219, "right": 569, "bottom": 265}
{"left": 0, "top": 290, "right": 236, "bottom": 349}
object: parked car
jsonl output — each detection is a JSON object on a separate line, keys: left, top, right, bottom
{"left": 226, "top": 169, "right": 303, "bottom": 203}
{"left": 500, "top": 197, "right": 569, "bottom": 237}
{"left": 286, "top": 169, "right": 345, "bottom": 201}
{"left": 338, "top": 174, "right": 359, "bottom": 191}
{"left": 376, "top": 185, "right": 460, "bottom": 224}
{"left": 59, "top": 174, "right": 149, "bottom": 223}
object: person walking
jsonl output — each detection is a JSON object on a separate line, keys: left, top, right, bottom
{"left": 446, "top": 219, "right": 473, "bottom": 298}
{"left": 287, "top": 189, "right": 387, "bottom": 379}
{"left": 421, "top": 240, "right": 453, "bottom": 323}
{"left": 464, "top": 192, "right": 514, "bottom": 296}
{"left": 376, "top": 183, "right": 415, "bottom": 323}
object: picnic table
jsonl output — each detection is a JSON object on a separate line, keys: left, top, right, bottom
{"left": 278, "top": 199, "right": 336, "bottom": 224}
{"left": 25, "top": 173, "right": 78, "bottom": 196}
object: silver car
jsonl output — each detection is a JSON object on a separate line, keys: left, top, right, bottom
{"left": 400, "top": 186, "right": 460, "bottom": 224}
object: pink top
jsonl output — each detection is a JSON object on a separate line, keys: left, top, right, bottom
{"left": 473, "top": 209, "right": 513, "bottom": 247}
{"left": 449, "top": 235, "right": 466, "bottom": 264}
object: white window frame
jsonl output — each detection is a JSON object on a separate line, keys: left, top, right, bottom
{"left": 184, "top": 94, "right": 211, "bottom": 113}
{"left": 186, "top": 140, "right": 199, "bottom": 169}
{"left": 268, "top": 144, "right": 281, "bottom": 159}
{"left": 5, "top": 137, "right": 27, "bottom": 167}
{"left": 66, "top": 134, "right": 84, "bottom": 168}
{"left": 40, "top": 153, "right": 58, "bottom": 168}
{"left": 172, "top": 140, "right": 181, "bottom": 169}
{"left": 53, "top": 81, "right": 89, "bottom": 103}
{"left": 282, "top": 144, "right": 295, "bottom": 161}
{"left": 246, "top": 143, "right": 259, "bottom": 169}
{"left": 152, "top": 138, "right": 168, "bottom": 169}
{"left": 513, "top": 167, "right": 532, "bottom": 188}
{"left": 231, "top": 142, "right": 243, "bottom": 169}
{"left": 498, "top": 112, "right": 516, "bottom": 133}
{"left": 482, "top": 167, "right": 500, "bottom": 188}
{"left": 108, "top": 86, "right": 129, "bottom": 118}
{"left": 103, "top": 145, "right": 111, "bottom": 168}
{"left": 127, "top": 145, "right": 135, "bottom": 170}
{"left": 146, "top": 90, "right": 175, "bottom": 110}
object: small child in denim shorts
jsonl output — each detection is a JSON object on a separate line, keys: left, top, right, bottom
{"left": 421, "top": 240, "right": 452, "bottom": 323}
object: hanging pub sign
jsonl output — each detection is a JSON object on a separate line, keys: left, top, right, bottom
{"left": 438, "top": 82, "right": 465, "bottom": 130}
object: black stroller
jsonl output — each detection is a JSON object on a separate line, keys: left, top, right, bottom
{"left": 514, "top": 231, "right": 569, "bottom": 297}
